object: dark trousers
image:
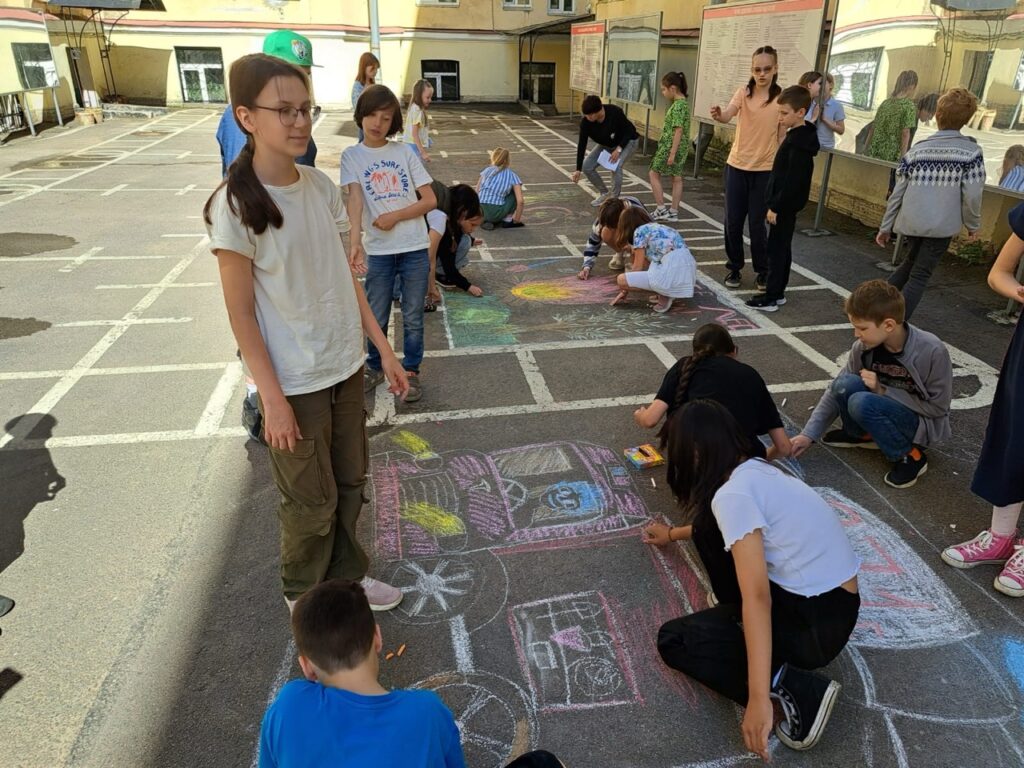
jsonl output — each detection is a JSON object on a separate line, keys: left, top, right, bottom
{"left": 887, "top": 235, "right": 950, "bottom": 321}
{"left": 724, "top": 165, "right": 770, "bottom": 276}
{"left": 658, "top": 582, "right": 860, "bottom": 704}
{"left": 764, "top": 211, "right": 798, "bottom": 301}
{"left": 691, "top": 521, "right": 741, "bottom": 606}
{"left": 506, "top": 750, "right": 563, "bottom": 768}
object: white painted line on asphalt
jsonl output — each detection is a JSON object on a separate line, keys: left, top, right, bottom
{"left": 176, "top": 184, "right": 197, "bottom": 196}
{"left": 733, "top": 285, "right": 829, "bottom": 296}
{"left": 56, "top": 317, "right": 192, "bottom": 327}
{"left": 95, "top": 282, "right": 217, "bottom": 289}
{"left": 0, "top": 363, "right": 236, "bottom": 381}
{"left": 450, "top": 615, "right": 475, "bottom": 673}
{"left": 370, "top": 306, "right": 399, "bottom": 425}
{"left": 439, "top": 292, "right": 455, "bottom": 350}
{"left": 58, "top": 246, "right": 103, "bottom": 273}
{"left": 0, "top": 237, "right": 208, "bottom": 450}
{"left": 378, "top": 394, "right": 653, "bottom": 427}
{"left": 248, "top": 639, "right": 297, "bottom": 768}
{"left": 643, "top": 339, "right": 678, "bottom": 370}
{"left": 195, "top": 361, "right": 243, "bottom": 436}
{"left": 476, "top": 241, "right": 493, "bottom": 261}
{"left": 0, "top": 255, "right": 174, "bottom": 263}
{"left": 556, "top": 234, "right": 582, "bottom": 258}
{"left": 101, "top": 183, "right": 127, "bottom": 197}
{"left": 176, "top": 150, "right": 192, "bottom": 159}
{"left": 162, "top": 233, "right": 206, "bottom": 238}
{"left": 516, "top": 350, "right": 554, "bottom": 404}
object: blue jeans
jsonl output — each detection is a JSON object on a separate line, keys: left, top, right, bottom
{"left": 365, "top": 249, "right": 429, "bottom": 373}
{"left": 832, "top": 373, "right": 919, "bottom": 461}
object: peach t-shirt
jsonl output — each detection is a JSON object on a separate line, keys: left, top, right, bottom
{"left": 726, "top": 86, "right": 780, "bottom": 172}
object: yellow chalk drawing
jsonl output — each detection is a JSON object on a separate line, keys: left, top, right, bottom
{"left": 511, "top": 282, "right": 575, "bottom": 301}
{"left": 392, "top": 430, "right": 436, "bottom": 459}
{"left": 402, "top": 502, "right": 466, "bottom": 536}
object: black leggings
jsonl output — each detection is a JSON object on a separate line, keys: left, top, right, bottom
{"left": 658, "top": 582, "right": 860, "bottom": 704}
{"left": 506, "top": 751, "right": 563, "bottom": 768}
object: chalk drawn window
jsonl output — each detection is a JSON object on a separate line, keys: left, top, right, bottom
{"left": 492, "top": 445, "right": 574, "bottom": 477}
{"left": 829, "top": 47, "right": 883, "bottom": 111}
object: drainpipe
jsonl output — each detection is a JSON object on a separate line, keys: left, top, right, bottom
{"left": 368, "top": 0, "right": 381, "bottom": 62}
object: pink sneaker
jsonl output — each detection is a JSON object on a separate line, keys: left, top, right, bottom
{"left": 941, "top": 529, "right": 1017, "bottom": 569}
{"left": 360, "top": 576, "right": 403, "bottom": 611}
{"left": 995, "top": 544, "right": 1024, "bottom": 598}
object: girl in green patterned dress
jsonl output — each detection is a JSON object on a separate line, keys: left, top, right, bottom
{"left": 650, "top": 72, "right": 691, "bottom": 223}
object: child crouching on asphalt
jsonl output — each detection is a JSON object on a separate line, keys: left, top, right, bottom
{"left": 611, "top": 206, "right": 697, "bottom": 313}
{"left": 477, "top": 147, "right": 525, "bottom": 230}
{"left": 577, "top": 196, "right": 648, "bottom": 280}
{"left": 791, "top": 280, "right": 952, "bottom": 489}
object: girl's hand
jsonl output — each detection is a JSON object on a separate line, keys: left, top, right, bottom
{"left": 790, "top": 434, "right": 812, "bottom": 458}
{"left": 472, "top": 237, "right": 484, "bottom": 247}
{"left": 577, "top": 266, "right": 591, "bottom": 281}
{"left": 468, "top": 285, "right": 484, "bottom": 297}
{"left": 610, "top": 289, "right": 629, "bottom": 306}
{"left": 642, "top": 522, "right": 673, "bottom": 547}
{"left": 421, "top": 151, "right": 432, "bottom": 163}
{"left": 667, "top": 153, "right": 676, "bottom": 166}
{"left": 875, "top": 231, "right": 891, "bottom": 247}
{"left": 766, "top": 209, "right": 777, "bottom": 226}
{"left": 263, "top": 397, "right": 303, "bottom": 453}
{"left": 710, "top": 105, "right": 723, "bottom": 122}
{"left": 348, "top": 242, "right": 367, "bottom": 275}
{"left": 742, "top": 694, "right": 773, "bottom": 762}
{"left": 373, "top": 212, "right": 400, "bottom": 232}
{"left": 381, "top": 354, "right": 410, "bottom": 400}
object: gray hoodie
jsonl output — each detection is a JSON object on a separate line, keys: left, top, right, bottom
{"left": 803, "top": 324, "right": 952, "bottom": 446}
{"left": 879, "top": 130, "right": 985, "bottom": 239}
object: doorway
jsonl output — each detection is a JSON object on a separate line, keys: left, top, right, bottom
{"left": 520, "top": 62, "right": 555, "bottom": 105}
{"left": 421, "top": 60, "right": 460, "bottom": 102}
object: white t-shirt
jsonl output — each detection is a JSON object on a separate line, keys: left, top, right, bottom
{"left": 340, "top": 141, "right": 431, "bottom": 256}
{"left": 206, "top": 165, "right": 363, "bottom": 397}
{"left": 426, "top": 208, "right": 447, "bottom": 235}
{"left": 712, "top": 459, "right": 861, "bottom": 597}
{"left": 403, "top": 103, "right": 428, "bottom": 145}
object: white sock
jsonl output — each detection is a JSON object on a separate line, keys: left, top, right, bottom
{"left": 991, "top": 502, "right": 1023, "bottom": 537}
{"left": 503, "top": 216, "right": 513, "bottom": 222}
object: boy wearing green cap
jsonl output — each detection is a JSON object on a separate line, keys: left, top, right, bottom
{"left": 215, "top": 30, "right": 321, "bottom": 444}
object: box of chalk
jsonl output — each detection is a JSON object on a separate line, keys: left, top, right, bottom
{"left": 623, "top": 444, "right": 665, "bottom": 469}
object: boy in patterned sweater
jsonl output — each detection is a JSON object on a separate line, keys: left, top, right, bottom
{"left": 875, "top": 87, "right": 985, "bottom": 320}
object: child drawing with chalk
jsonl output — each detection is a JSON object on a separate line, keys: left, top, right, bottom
{"left": 649, "top": 71, "right": 691, "bottom": 223}
{"left": 942, "top": 202, "right": 1024, "bottom": 598}
{"left": 610, "top": 206, "right": 696, "bottom": 313}
{"left": 204, "top": 55, "right": 408, "bottom": 612}
{"left": 477, "top": 147, "right": 525, "bottom": 230}
{"left": 647, "top": 401, "right": 861, "bottom": 759}
{"left": 426, "top": 183, "right": 485, "bottom": 303}
{"left": 576, "top": 195, "right": 647, "bottom": 280}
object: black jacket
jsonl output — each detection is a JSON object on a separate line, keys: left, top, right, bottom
{"left": 765, "top": 121, "right": 819, "bottom": 215}
{"left": 576, "top": 104, "right": 639, "bottom": 170}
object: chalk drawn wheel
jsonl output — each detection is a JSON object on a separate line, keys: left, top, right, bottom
{"left": 385, "top": 552, "right": 509, "bottom": 631}
{"left": 413, "top": 671, "right": 537, "bottom": 768}
{"left": 523, "top": 204, "right": 575, "bottom": 228}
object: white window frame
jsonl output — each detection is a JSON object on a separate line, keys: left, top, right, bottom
{"left": 548, "top": 0, "right": 575, "bottom": 14}
{"left": 503, "top": 0, "right": 532, "bottom": 10}
{"left": 415, "top": 0, "right": 459, "bottom": 6}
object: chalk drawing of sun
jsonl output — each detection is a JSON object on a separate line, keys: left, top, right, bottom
{"left": 510, "top": 276, "right": 620, "bottom": 305}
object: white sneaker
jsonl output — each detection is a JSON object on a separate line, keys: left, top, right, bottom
{"left": 651, "top": 206, "right": 670, "bottom": 220}
{"left": 285, "top": 596, "right": 297, "bottom": 614}
{"left": 664, "top": 209, "right": 679, "bottom": 222}
{"left": 608, "top": 253, "right": 625, "bottom": 270}
{"left": 591, "top": 193, "right": 609, "bottom": 208}
{"left": 360, "top": 576, "right": 404, "bottom": 611}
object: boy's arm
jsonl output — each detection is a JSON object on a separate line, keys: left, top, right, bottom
{"left": 801, "top": 349, "right": 861, "bottom": 441}
{"left": 883, "top": 344, "right": 953, "bottom": 419}
{"left": 374, "top": 185, "right": 437, "bottom": 231}
{"left": 879, "top": 159, "right": 910, "bottom": 235}
{"left": 343, "top": 182, "right": 366, "bottom": 273}
{"left": 576, "top": 120, "right": 589, "bottom": 171}
{"left": 961, "top": 154, "right": 985, "bottom": 234}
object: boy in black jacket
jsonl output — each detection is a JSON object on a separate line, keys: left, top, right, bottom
{"left": 746, "top": 86, "right": 819, "bottom": 312}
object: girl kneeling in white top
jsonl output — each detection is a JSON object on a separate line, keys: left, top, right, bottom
{"left": 204, "top": 54, "right": 409, "bottom": 612}
{"left": 611, "top": 207, "right": 696, "bottom": 313}
{"left": 647, "top": 399, "right": 861, "bottom": 757}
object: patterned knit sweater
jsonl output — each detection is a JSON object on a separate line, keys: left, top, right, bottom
{"left": 879, "top": 130, "right": 985, "bottom": 238}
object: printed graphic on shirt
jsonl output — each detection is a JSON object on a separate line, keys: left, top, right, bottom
{"left": 869, "top": 348, "right": 922, "bottom": 398}
{"left": 363, "top": 160, "right": 411, "bottom": 203}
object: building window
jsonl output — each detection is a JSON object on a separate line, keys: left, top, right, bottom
{"left": 12, "top": 43, "right": 58, "bottom": 90}
{"left": 548, "top": 0, "right": 575, "bottom": 13}
{"left": 504, "top": 0, "right": 532, "bottom": 9}
{"left": 829, "top": 48, "right": 882, "bottom": 111}
{"left": 521, "top": 62, "right": 555, "bottom": 105}
{"left": 174, "top": 47, "right": 226, "bottom": 103}
{"left": 421, "top": 60, "right": 460, "bottom": 102}
{"left": 416, "top": 0, "right": 458, "bottom": 5}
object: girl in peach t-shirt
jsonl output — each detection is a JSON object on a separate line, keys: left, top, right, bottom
{"left": 710, "top": 46, "right": 782, "bottom": 291}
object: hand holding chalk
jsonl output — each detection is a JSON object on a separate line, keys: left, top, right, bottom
{"left": 742, "top": 695, "right": 773, "bottom": 762}
{"left": 642, "top": 523, "right": 672, "bottom": 547}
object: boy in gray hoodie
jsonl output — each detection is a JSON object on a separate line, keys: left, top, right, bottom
{"left": 876, "top": 87, "right": 985, "bottom": 320}
{"left": 791, "top": 280, "right": 952, "bottom": 489}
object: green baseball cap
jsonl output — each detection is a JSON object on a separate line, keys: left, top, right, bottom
{"left": 262, "top": 30, "right": 317, "bottom": 68}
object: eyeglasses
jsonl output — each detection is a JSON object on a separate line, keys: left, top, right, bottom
{"left": 252, "top": 104, "right": 322, "bottom": 126}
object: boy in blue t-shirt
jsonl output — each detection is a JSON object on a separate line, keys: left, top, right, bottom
{"left": 259, "top": 580, "right": 564, "bottom": 768}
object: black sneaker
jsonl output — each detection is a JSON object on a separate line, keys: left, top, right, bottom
{"left": 435, "top": 276, "right": 457, "bottom": 290}
{"left": 821, "top": 429, "right": 878, "bottom": 449}
{"left": 724, "top": 270, "right": 741, "bottom": 289}
{"left": 481, "top": 221, "right": 495, "bottom": 231}
{"left": 241, "top": 392, "right": 266, "bottom": 445}
{"left": 771, "top": 664, "right": 842, "bottom": 751}
{"left": 746, "top": 294, "right": 782, "bottom": 312}
{"left": 755, "top": 275, "right": 767, "bottom": 292}
{"left": 885, "top": 447, "right": 928, "bottom": 488}
{"left": 501, "top": 220, "right": 525, "bottom": 229}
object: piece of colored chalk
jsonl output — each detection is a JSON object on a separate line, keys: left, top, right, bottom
{"left": 397, "top": 643, "right": 407, "bottom": 657}
{"left": 385, "top": 652, "right": 395, "bottom": 660}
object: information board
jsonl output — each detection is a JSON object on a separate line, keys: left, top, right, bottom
{"left": 570, "top": 21, "right": 605, "bottom": 95}
{"left": 604, "top": 13, "right": 662, "bottom": 109}
{"left": 693, "top": 0, "right": 826, "bottom": 122}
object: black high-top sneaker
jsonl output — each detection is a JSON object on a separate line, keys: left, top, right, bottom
{"left": 770, "top": 663, "right": 842, "bottom": 750}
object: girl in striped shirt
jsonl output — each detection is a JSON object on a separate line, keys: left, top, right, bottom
{"left": 477, "top": 147, "right": 525, "bottom": 230}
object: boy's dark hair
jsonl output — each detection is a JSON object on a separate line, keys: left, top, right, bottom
{"left": 354, "top": 84, "right": 403, "bottom": 136}
{"left": 614, "top": 204, "right": 654, "bottom": 250}
{"left": 203, "top": 54, "right": 310, "bottom": 234}
{"left": 746, "top": 45, "right": 782, "bottom": 103}
{"left": 778, "top": 84, "right": 812, "bottom": 113}
{"left": 291, "top": 580, "right": 376, "bottom": 674}
{"left": 916, "top": 92, "right": 939, "bottom": 118}
{"left": 661, "top": 71, "right": 688, "bottom": 98}
{"left": 936, "top": 87, "right": 977, "bottom": 131}
{"left": 447, "top": 183, "right": 482, "bottom": 224}
{"left": 658, "top": 324, "right": 736, "bottom": 449}
{"left": 581, "top": 95, "right": 603, "bottom": 115}
{"left": 666, "top": 399, "right": 753, "bottom": 529}
{"left": 844, "top": 279, "right": 906, "bottom": 325}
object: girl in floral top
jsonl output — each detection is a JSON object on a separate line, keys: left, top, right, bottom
{"left": 650, "top": 72, "right": 691, "bottom": 223}
{"left": 866, "top": 70, "right": 919, "bottom": 163}
{"left": 611, "top": 206, "right": 696, "bottom": 313}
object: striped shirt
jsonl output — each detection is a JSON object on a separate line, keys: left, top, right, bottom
{"left": 478, "top": 165, "right": 522, "bottom": 205}
{"left": 1001, "top": 165, "right": 1024, "bottom": 193}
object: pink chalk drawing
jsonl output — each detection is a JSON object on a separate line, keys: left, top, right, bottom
{"left": 370, "top": 441, "right": 649, "bottom": 561}
{"left": 508, "top": 591, "right": 642, "bottom": 712}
